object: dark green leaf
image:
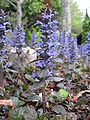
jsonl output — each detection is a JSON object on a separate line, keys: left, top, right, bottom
{"left": 52, "top": 105, "right": 66, "bottom": 115}
{"left": 25, "top": 74, "right": 35, "bottom": 83}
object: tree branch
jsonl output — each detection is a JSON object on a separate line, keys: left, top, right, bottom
{"left": 7, "top": 0, "right": 17, "bottom": 9}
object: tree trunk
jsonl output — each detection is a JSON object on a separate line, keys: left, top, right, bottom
{"left": 17, "top": 0, "right": 24, "bottom": 27}
{"left": 61, "top": 0, "right": 71, "bottom": 33}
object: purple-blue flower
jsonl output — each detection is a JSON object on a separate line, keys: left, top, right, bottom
{"left": 32, "top": 72, "right": 37, "bottom": 79}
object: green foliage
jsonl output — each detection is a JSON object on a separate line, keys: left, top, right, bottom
{"left": 24, "top": 28, "right": 32, "bottom": 44}
{"left": 82, "top": 10, "right": 90, "bottom": 43}
{"left": 50, "top": 0, "right": 61, "bottom": 14}
{"left": 22, "top": 0, "right": 43, "bottom": 28}
{"left": 70, "top": 0, "right": 83, "bottom": 36}
{"left": 0, "top": 0, "right": 10, "bottom": 8}
{"left": 59, "top": 89, "right": 69, "bottom": 100}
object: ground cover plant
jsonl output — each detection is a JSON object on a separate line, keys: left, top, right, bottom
{"left": 0, "top": 4, "right": 90, "bottom": 120}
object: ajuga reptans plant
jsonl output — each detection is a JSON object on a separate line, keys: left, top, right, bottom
{"left": 80, "top": 32, "right": 90, "bottom": 64}
{"left": 0, "top": 9, "right": 9, "bottom": 86}
{"left": 30, "top": 8, "right": 59, "bottom": 113}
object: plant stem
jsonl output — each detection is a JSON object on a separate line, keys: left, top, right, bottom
{"left": 42, "top": 78, "right": 46, "bottom": 113}
{"left": 0, "top": 56, "right": 3, "bottom": 87}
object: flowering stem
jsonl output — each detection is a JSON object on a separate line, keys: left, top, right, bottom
{"left": 0, "top": 69, "right": 3, "bottom": 87}
{"left": 42, "top": 78, "right": 46, "bottom": 113}
{"left": 18, "top": 53, "right": 20, "bottom": 64}
{"left": 0, "top": 55, "right": 3, "bottom": 87}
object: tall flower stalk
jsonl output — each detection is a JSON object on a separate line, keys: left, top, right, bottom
{"left": 80, "top": 32, "right": 90, "bottom": 66}
{"left": 30, "top": 8, "right": 59, "bottom": 113}
{"left": 59, "top": 30, "right": 66, "bottom": 59}
{"left": 0, "top": 9, "right": 5, "bottom": 86}
{"left": 13, "top": 25, "right": 25, "bottom": 63}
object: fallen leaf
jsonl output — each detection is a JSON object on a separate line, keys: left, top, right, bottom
{"left": 3, "top": 79, "right": 7, "bottom": 86}
{"left": 0, "top": 100, "right": 14, "bottom": 120}
{"left": 0, "top": 100, "right": 14, "bottom": 109}
{"left": 73, "top": 90, "right": 90, "bottom": 100}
